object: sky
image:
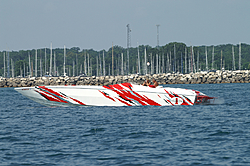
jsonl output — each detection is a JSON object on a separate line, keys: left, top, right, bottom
{"left": 1, "top": 0, "right": 250, "bottom": 51}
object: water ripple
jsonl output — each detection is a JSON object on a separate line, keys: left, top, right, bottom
{"left": 1, "top": 84, "right": 250, "bottom": 165}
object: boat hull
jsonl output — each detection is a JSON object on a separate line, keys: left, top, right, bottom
{"left": 14, "top": 83, "right": 213, "bottom": 107}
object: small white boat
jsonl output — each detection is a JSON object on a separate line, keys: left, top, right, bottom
{"left": 14, "top": 82, "right": 215, "bottom": 107}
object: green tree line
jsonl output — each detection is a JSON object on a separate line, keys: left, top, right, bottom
{"left": 0, "top": 42, "right": 249, "bottom": 77}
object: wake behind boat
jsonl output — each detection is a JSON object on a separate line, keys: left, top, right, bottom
{"left": 14, "top": 82, "right": 215, "bottom": 107}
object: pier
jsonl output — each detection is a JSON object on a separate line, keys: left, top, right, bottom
{"left": 0, "top": 70, "right": 249, "bottom": 88}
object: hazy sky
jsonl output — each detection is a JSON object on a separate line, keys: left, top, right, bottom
{"left": 1, "top": 0, "right": 250, "bottom": 51}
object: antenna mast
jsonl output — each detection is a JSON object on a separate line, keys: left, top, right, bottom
{"left": 156, "top": 24, "right": 160, "bottom": 49}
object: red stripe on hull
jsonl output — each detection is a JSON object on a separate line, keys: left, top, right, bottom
{"left": 103, "top": 83, "right": 161, "bottom": 106}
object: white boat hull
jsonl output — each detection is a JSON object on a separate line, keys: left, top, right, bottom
{"left": 15, "top": 83, "right": 213, "bottom": 106}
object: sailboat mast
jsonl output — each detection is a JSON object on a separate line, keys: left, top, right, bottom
{"left": 220, "top": 50, "right": 223, "bottom": 70}
{"left": 205, "top": 46, "right": 208, "bottom": 71}
{"left": 99, "top": 53, "right": 101, "bottom": 76}
{"left": 137, "top": 43, "right": 140, "bottom": 74}
{"left": 181, "top": 52, "right": 183, "bottom": 73}
{"left": 88, "top": 53, "right": 90, "bottom": 76}
{"left": 162, "top": 53, "right": 164, "bottom": 73}
{"left": 112, "top": 42, "right": 114, "bottom": 76}
{"left": 159, "top": 54, "right": 161, "bottom": 73}
{"left": 121, "top": 53, "right": 123, "bottom": 75}
{"left": 185, "top": 47, "right": 187, "bottom": 73}
{"left": 156, "top": 54, "right": 158, "bottom": 74}
{"left": 45, "top": 48, "right": 46, "bottom": 75}
{"left": 192, "top": 46, "right": 196, "bottom": 73}
{"left": 35, "top": 49, "right": 37, "bottom": 77}
{"left": 96, "top": 56, "right": 98, "bottom": 76}
{"left": 239, "top": 42, "right": 241, "bottom": 70}
{"left": 151, "top": 53, "right": 153, "bottom": 74}
{"left": 3, "top": 52, "right": 5, "bottom": 77}
{"left": 103, "top": 50, "right": 105, "bottom": 76}
{"left": 23, "top": 62, "right": 25, "bottom": 77}
{"left": 84, "top": 51, "right": 87, "bottom": 75}
{"left": 190, "top": 46, "right": 193, "bottom": 73}
{"left": 232, "top": 45, "right": 235, "bottom": 70}
{"left": 174, "top": 44, "right": 176, "bottom": 72}
{"left": 50, "top": 43, "right": 52, "bottom": 75}
{"left": 40, "top": 49, "right": 42, "bottom": 77}
{"left": 170, "top": 51, "right": 172, "bottom": 72}
{"left": 63, "top": 46, "right": 66, "bottom": 76}
{"left": 80, "top": 64, "right": 82, "bottom": 75}
{"left": 20, "top": 64, "right": 22, "bottom": 77}
{"left": 73, "top": 60, "right": 75, "bottom": 76}
{"left": 144, "top": 48, "right": 147, "bottom": 74}
{"left": 11, "top": 59, "right": 14, "bottom": 78}
{"left": 76, "top": 53, "right": 78, "bottom": 76}
{"left": 54, "top": 52, "right": 56, "bottom": 76}
{"left": 28, "top": 52, "right": 31, "bottom": 76}
{"left": 197, "top": 50, "right": 199, "bottom": 72}
{"left": 109, "top": 64, "right": 110, "bottom": 76}
{"left": 212, "top": 46, "right": 214, "bottom": 69}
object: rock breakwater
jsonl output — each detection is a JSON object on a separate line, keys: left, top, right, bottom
{"left": 1, "top": 70, "right": 249, "bottom": 88}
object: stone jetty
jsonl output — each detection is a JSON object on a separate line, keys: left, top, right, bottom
{"left": 1, "top": 70, "right": 250, "bottom": 88}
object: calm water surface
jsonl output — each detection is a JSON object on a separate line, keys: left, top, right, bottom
{"left": 1, "top": 83, "right": 250, "bottom": 165}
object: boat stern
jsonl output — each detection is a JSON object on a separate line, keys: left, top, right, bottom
{"left": 194, "top": 90, "right": 216, "bottom": 105}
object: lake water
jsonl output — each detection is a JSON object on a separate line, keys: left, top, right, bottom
{"left": 1, "top": 83, "right": 250, "bottom": 165}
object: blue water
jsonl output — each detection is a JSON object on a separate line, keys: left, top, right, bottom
{"left": 1, "top": 83, "right": 250, "bottom": 165}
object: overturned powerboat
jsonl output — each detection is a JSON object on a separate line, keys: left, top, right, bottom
{"left": 14, "top": 82, "right": 215, "bottom": 107}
